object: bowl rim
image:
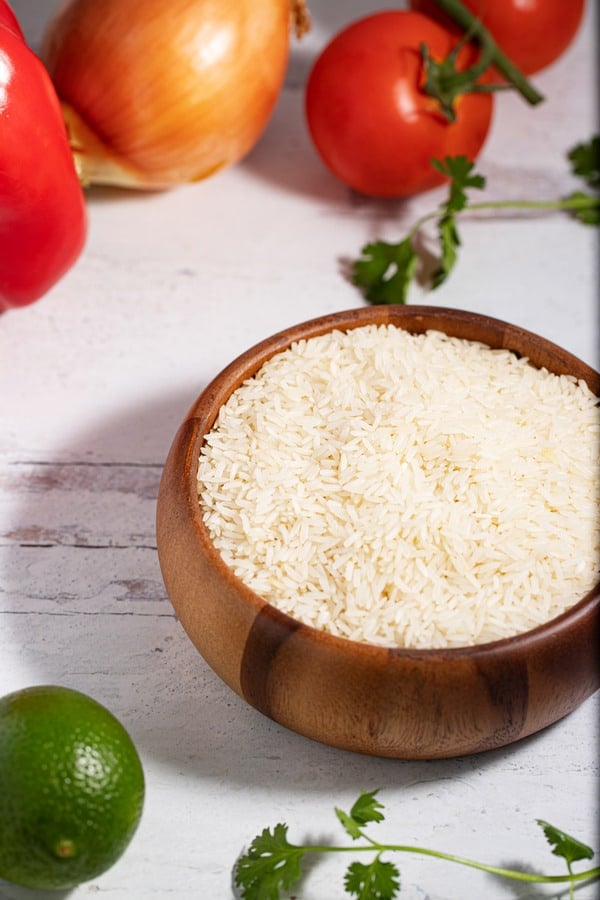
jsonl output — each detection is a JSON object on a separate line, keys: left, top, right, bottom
{"left": 181, "top": 304, "right": 600, "bottom": 660}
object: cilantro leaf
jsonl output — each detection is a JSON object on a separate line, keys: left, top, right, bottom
{"left": 234, "top": 824, "right": 305, "bottom": 900}
{"left": 336, "top": 807, "right": 364, "bottom": 840}
{"left": 350, "top": 790, "right": 386, "bottom": 827}
{"left": 344, "top": 858, "right": 401, "bottom": 899}
{"left": 336, "top": 790, "right": 386, "bottom": 839}
{"left": 568, "top": 136, "right": 600, "bottom": 189}
{"left": 432, "top": 214, "right": 461, "bottom": 289}
{"left": 431, "top": 155, "right": 486, "bottom": 213}
{"left": 429, "top": 156, "right": 486, "bottom": 288}
{"left": 352, "top": 238, "right": 418, "bottom": 305}
{"left": 564, "top": 190, "right": 600, "bottom": 225}
{"left": 536, "top": 820, "right": 595, "bottom": 867}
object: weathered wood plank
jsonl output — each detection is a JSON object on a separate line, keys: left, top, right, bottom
{"left": 0, "top": 461, "right": 162, "bottom": 548}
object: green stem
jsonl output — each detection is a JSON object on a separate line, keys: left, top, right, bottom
{"left": 428, "top": 0, "right": 544, "bottom": 106}
{"left": 568, "top": 860, "right": 575, "bottom": 900}
{"left": 409, "top": 194, "right": 599, "bottom": 238}
{"left": 466, "top": 195, "right": 599, "bottom": 214}
{"left": 302, "top": 842, "right": 600, "bottom": 886}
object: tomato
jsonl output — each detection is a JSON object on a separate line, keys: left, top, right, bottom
{"left": 410, "top": 0, "right": 585, "bottom": 76}
{"left": 305, "top": 11, "right": 493, "bottom": 198}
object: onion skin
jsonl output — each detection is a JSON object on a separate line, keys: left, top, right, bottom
{"left": 42, "top": 0, "right": 291, "bottom": 188}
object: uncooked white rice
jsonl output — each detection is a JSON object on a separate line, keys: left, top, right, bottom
{"left": 197, "top": 325, "right": 600, "bottom": 649}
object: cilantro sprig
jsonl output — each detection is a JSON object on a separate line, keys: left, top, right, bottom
{"left": 235, "top": 823, "right": 305, "bottom": 898}
{"left": 568, "top": 135, "right": 600, "bottom": 190}
{"left": 352, "top": 135, "right": 600, "bottom": 305}
{"left": 235, "top": 789, "right": 599, "bottom": 900}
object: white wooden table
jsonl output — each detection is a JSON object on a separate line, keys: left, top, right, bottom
{"left": 1, "top": 2, "right": 598, "bottom": 898}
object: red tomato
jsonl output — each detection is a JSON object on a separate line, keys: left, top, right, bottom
{"left": 305, "top": 11, "right": 493, "bottom": 198}
{"left": 410, "top": 0, "right": 585, "bottom": 76}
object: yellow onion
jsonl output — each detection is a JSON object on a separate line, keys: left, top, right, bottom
{"left": 42, "top": 0, "right": 307, "bottom": 189}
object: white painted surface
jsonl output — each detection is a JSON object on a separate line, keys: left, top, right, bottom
{"left": 1, "top": 2, "right": 598, "bottom": 898}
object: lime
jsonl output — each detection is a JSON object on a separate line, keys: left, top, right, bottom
{"left": 0, "top": 684, "right": 145, "bottom": 890}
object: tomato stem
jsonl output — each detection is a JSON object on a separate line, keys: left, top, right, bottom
{"left": 427, "top": 0, "right": 544, "bottom": 106}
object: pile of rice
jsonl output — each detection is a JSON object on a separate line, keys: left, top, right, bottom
{"left": 197, "top": 324, "right": 600, "bottom": 649}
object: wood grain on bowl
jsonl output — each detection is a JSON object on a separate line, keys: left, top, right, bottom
{"left": 156, "top": 307, "right": 600, "bottom": 759}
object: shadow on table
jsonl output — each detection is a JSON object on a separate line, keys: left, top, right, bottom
{"left": 0, "top": 882, "right": 71, "bottom": 900}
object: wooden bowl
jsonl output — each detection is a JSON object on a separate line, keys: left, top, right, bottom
{"left": 156, "top": 307, "right": 600, "bottom": 759}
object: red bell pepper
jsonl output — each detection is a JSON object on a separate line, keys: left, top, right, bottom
{"left": 0, "top": 0, "right": 86, "bottom": 311}
{"left": 0, "top": 0, "right": 22, "bottom": 36}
